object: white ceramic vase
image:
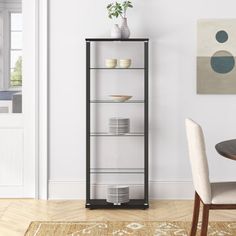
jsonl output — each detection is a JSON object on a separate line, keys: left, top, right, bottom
{"left": 111, "top": 24, "right": 121, "bottom": 38}
{"left": 120, "top": 18, "right": 130, "bottom": 39}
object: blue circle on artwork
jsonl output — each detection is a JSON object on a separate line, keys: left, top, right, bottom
{"left": 211, "top": 50, "right": 235, "bottom": 74}
{"left": 215, "top": 30, "right": 228, "bottom": 43}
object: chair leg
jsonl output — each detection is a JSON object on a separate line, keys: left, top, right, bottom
{"left": 200, "top": 204, "right": 210, "bottom": 236}
{"left": 190, "top": 191, "right": 200, "bottom": 236}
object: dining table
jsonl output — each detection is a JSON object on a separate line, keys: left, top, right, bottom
{"left": 215, "top": 139, "right": 236, "bottom": 160}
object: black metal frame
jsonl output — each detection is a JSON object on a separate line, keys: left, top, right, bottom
{"left": 86, "top": 38, "right": 149, "bottom": 209}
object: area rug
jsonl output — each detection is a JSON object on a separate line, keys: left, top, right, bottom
{"left": 25, "top": 221, "right": 236, "bottom": 236}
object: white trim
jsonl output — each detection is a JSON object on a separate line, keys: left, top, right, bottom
{"left": 37, "top": 0, "right": 48, "bottom": 200}
{"left": 22, "top": 0, "right": 37, "bottom": 197}
{"left": 48, "top": 180, "right": 195, "bottom": 200}
{"left": 23, "top": 0, "right": 48, "bottom": 199}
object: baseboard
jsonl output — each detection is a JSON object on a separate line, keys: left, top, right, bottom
{"left": 48, "top": 180, "right": 194, "bottom": 200}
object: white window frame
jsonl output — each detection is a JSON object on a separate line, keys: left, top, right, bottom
{"left": 9, "top": 11, "right": 22, "bottom": 89}
{"left": 0, "top": 1, "right": 21, "bottom": 91}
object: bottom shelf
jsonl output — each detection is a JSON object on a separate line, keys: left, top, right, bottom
{"left": 86, "top": 199, "right": 149, "bottom": 209}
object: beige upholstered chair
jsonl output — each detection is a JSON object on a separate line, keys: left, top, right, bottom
{"left": 185, "top": 118, "right": 236, "bottom": 236}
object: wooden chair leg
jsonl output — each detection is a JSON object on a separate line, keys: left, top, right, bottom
{"left": 200, "top": 204, "right": 210, "bottom": 236}
{"left": 190, "top": 191, "right": 201, "bottom": 236}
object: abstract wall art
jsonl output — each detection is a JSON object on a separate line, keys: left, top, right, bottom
{"left": 197, "top": 19, "right": 236, "bottom": 94}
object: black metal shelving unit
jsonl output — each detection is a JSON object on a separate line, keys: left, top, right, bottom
{"left": 85, "top": 38, "right": 149, "bottom": 209}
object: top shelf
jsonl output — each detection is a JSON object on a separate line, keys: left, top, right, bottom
{"left": 85, "top": 38, "right": 149, "bottom": 42}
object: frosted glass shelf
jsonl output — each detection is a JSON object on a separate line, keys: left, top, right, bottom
{"left": 90, "top": 67, "right": 145, "bottom": 70}
{"left": 91, "top": 171, "right": 144, "bottom": 174}
{"left": 90, "top": 132, "right": 144, "bottom": 137}
{"left": 91, "top": 168, "right": 144, "bottom": 174}
{"left": 90, "top": 100, "right": 144, "bottom": 104}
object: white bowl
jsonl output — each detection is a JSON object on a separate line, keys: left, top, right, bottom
{"left": 109, "top": 95, "right": 132, "bottom": 102}
{"left": 105, "top": 59, "right": 117, "bottom": 68}
{"left": 119, "top": 59, "right": 131, "bottom": 68}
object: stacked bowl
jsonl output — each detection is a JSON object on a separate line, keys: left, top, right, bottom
{"left": 107, "top": 185, "right": 129, "bottom": 205}
{"left": 109, "top": 117, "right": 130, "bottom": 135}
{"left": 119, "top": 59, "right": 131, "bottom": 68}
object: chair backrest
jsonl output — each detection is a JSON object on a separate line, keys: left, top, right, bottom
{"left": 185, "top": 118, "right": 211, "bottom": 204}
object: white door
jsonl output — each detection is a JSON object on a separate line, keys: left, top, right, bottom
{"left": 0, "top": 0, "right": 37, "bottom": 198}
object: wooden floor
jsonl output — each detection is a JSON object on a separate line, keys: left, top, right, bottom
{"left": 0, "top": 199, "right": 236, "bottom": 235}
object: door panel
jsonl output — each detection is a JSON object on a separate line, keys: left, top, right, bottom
{"left": 0, "top": 114, "right": 25, "bottom": 197}
{"left": 0, "top": 128, "right": 23, "bottom": 186}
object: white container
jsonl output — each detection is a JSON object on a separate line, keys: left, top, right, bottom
{"left": 120, "top": 18, "right": 130, "bottom": 39}
{"left": 119, "top": 59, "right": 131, "bottom": 68}
{"left": 105, "top": 59, "right": 117, "bottom": 68}
{"left": 111, "top": 24, "right": 121, "bottom": 38}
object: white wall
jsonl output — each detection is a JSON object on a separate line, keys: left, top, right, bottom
{"left": 49, "top": 0, "right": 236, "bottom": 199}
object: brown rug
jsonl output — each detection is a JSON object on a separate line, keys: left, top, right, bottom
{"left": 25, "top": 221, "right": 236, "bottom": 236}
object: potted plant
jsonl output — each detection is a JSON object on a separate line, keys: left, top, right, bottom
{"left": 107, "top": 1, "right": 133, "bottom": 38}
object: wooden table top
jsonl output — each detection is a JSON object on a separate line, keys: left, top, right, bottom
{"left": 215, "top": 139, "right": 236, "bottom": 160}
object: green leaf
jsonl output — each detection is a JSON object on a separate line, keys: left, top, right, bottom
{"left": 107, "top": 3, "right": 112, "bottom": 9}
{"left": 106, "top": 1, "right": 133, "bottom": 19}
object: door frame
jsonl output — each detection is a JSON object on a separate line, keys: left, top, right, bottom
{"left": 24, "top": 0, "right": 48, "bottom": 199}
{"left": 37, "top": 0, "right": 49, "bottom": 199}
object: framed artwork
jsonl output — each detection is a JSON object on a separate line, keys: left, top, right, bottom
{"left": 197, "top": 19, "right": 236, "bottom": 94}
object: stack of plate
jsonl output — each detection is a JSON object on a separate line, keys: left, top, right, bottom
{"left": 109, "top": 117, "right": 130, "bottom": 135}
{"left": 107, "top": 185, "right": 129, "bottom": 205}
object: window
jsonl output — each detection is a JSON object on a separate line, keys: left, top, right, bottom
{"left": 0, "top": 2, "right": 22, "bottom": 91}
{"left": 10, "top": 13, "right": 22, "bottom": 88}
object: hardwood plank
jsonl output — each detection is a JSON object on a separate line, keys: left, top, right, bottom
{"left": 0, "top": 200, "right": 235, "bottom": 235}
